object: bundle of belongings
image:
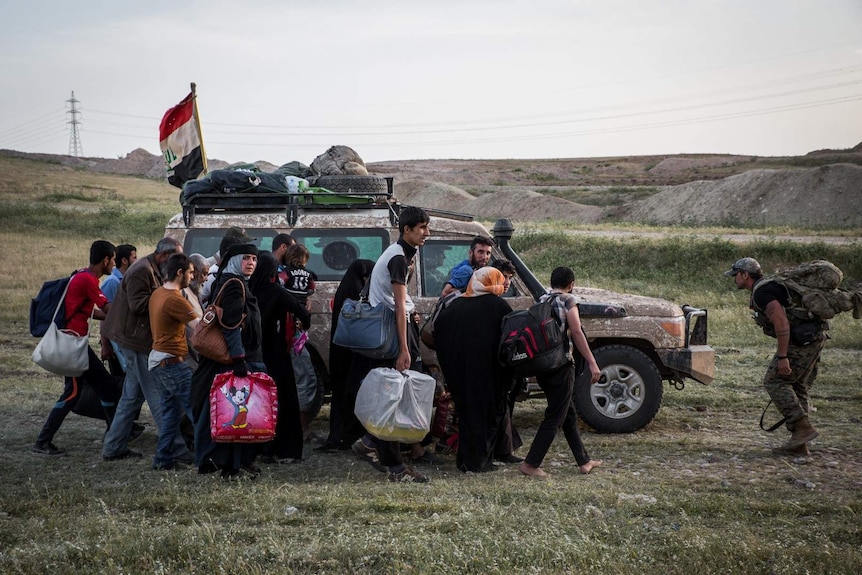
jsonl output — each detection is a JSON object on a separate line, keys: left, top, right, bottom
{"left": 181, "top": 161, "right": 313, "bottom": 205}
{"left": 309, "top": 145, "right": 368, "bottom": 176}
{"left": 181, "top": 145, "right": 370, "bottom": 206}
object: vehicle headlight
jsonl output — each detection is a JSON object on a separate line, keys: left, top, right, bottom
{"left": 659, "top": 316, "right": 685, "bottom": 339}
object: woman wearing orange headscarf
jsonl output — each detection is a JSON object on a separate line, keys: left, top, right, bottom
{"left": 434, "top": 267, "right": 515, "bottom": 472}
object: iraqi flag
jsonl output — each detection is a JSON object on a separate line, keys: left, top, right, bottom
{"left": 159, "top": 90, "right": 206, "bottom": 188}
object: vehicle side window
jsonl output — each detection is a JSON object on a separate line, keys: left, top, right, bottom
{"left": 182, "top": 229, "right": 387, "bottom": 282}
{"left": 420, "top": 240, "right": 470, "bottom": 296}
{"left": 292, "top": 229, "right": 390, "bottom": 281}
{"left": 183, "top": 228, "right": 276, "bottom": 259}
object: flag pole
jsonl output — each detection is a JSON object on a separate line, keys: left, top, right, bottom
{"left": 190, "top": 82, "right": 208, "bottom": 176}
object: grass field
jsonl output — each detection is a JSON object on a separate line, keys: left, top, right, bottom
{"left": 1, "top": 161, "right": 860, "bottom": 574}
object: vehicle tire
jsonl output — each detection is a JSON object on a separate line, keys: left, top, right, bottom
{"left": 574, "top": 344, "right": 663, "bottom": 433}
{"left": 312, "top": 175, "right": 389, "bottom": 195}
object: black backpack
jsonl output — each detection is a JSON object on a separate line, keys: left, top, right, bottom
{"left": 499, "top": 294, "right": 569, "bottom": 377}
{"left": 29, "top": 271, "right": 78, "bottom": 337}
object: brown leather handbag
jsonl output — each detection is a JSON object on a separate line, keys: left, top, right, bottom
{"left": 190, "top": 278, "right": 246, "bottom": 364}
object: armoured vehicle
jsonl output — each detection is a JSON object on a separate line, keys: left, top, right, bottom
{"left": 165, "top": 175, "right": 714, "bottom": 433}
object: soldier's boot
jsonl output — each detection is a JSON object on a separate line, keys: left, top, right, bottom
{"left": 782, "top": 416, "right": 819, "bottom": 450}
{"left": 771, "top": 443, "right": 810, "bottom": 457}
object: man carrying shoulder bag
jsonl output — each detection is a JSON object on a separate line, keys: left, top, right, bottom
{"left": 32, "top": 240, "right": 120, "bottom": 456}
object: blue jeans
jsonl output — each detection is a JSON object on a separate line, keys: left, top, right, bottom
{"left": 150, "top": 361, "right": 194, "bottom": 468}
{"left": 109, "top": 340, "right": 127, "bottom": 372}
{"left": 102, "top": 346, "right": 188, "bottom": 459}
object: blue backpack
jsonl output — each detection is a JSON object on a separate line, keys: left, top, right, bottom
{"left": 29, "top": 271, "right": 78, "bottom": 337}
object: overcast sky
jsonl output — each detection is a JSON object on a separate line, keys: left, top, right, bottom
{"left": 1, "top": 0, "right": 860, "bottom": 166}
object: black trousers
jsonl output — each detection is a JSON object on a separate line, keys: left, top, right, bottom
{"left": 36, "top": 347, "right": 119, "bottom": 445}
{"left": 524, "top": 362, "right": 590, "bottom": 467}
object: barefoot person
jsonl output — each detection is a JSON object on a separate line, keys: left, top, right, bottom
{"left": 519, "top": 266, "right": 603, "bottom": 478}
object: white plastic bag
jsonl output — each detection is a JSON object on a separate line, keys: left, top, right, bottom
{"left": 354, "top": 368, "right": 435, "bottom": 443}
{"left": 284, "top": 176, "right": 309, "bottom": 193}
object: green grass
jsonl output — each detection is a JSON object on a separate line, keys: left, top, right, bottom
{"left": 511, "top": 231, "right": 862, "bottom": 292}
{"left": 0, "top": 202, "right": 175, "bottom": 240}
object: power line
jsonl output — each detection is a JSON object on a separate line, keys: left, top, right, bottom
{"left": 2, "top": 58, "right": 859, "bottom": 156}
{"left": 201, "top": 93, "right": 862, "bottom": 149}
{"left": 76, "top": 64, "right": 862, "bottom": 133}
{"left": 0, "top": 120, "right": 67, "bottom": 147}
{"left": 0, "top": 108, "right": 65, "bottom": 138}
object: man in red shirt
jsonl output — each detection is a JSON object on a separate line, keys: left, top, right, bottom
{"left": 33, "top": 240, "right": 121, "bottom": 456}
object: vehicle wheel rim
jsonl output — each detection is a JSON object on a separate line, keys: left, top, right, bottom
{"left": 590, "top": 363, "right": 645, "bottom": 419}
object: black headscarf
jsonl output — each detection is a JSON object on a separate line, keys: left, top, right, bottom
{"left": 248, "top": 251, "right": 278, "bottom": 294}
{"left": 249, "top": 250, "right": 310, "bottom": 331}
{"left": 220, "top": 242, "right": 259, "bottom": 278}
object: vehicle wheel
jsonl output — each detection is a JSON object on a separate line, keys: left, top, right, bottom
{"left": 312, "top": 175, "right": 389, "bottom": 195}
{"left": 574, "top": 344, "right": 663, "bottom": 433}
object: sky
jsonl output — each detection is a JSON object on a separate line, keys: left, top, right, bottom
{"left": 1, "top": 0, "right": 860, "bottom": 166}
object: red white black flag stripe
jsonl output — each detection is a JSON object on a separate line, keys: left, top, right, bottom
{"left": 159, "top": 89, "right": 206, "bottom": 189}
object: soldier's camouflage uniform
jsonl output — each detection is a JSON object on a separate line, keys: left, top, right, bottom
{"left": 762, "top": 337, "right": 825, "bottom": 429}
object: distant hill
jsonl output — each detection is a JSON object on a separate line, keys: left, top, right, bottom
{"left": 2, "top": 145, "right": 860, "bottom": 227}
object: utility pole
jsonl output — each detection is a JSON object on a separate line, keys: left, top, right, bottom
{"left": 67, "top": 91, "right": 82, "bottom": 157}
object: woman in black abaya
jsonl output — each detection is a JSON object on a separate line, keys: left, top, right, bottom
{"left": 248, "top": 251, "right": 310, "bottom": 463}
{"left": 434, "top": 267, "right": 514, "bottom": 472}
{"left": 318, "top": 259, "right": 375, "bottom": 451}
{"left": 190, "top": 242, "right": 265, "bottom": 478}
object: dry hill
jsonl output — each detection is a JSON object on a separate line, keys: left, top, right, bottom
{"left": 2, "top": 145, "right": 861, "bottom": 227}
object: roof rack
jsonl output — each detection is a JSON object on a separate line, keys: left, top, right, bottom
{"left": 181, "top": 191, "right": 399, "bottom": 227}
{"left": 423, "top": 207, "right": 475, "bottom": 222}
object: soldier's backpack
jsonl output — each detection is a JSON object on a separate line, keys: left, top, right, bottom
{"left": 29, "top": 271, "right": 79, "bottom": 337}
{"left": 752, "top": 260, "right": 859, "bottom": 321}
{"left": 498, "top": 294, "right": 569, "bottom": 378}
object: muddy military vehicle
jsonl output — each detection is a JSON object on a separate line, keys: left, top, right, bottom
{"left": 165, "top": 175, "right": 715, "bottom": 433}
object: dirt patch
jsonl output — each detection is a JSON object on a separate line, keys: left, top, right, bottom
{"left": 394, "top": 179, "right": 476, "bottom": 213}
{"left": 618, "top": 163, "right": 862, "bottom": 227}
{"left": 396, "top": 179, "right": 605, "bottom": 222}
{"left": 647, "top": 155, "right": 754, "bottom": 174}
{"left": 464, "top": 189, "right": 603, "bottom": 223}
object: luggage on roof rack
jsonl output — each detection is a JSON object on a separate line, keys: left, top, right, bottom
{"left": 181, "top": 189, "right": 398, "bottom": 227}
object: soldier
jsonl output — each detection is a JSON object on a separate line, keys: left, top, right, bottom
{"left": 727, "top": 257, "right": 824, "bottom": 456}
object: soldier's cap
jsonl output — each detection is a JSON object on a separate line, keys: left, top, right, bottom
{"left": 724, "top": 257, "right": 762, "bottom": 276}
{"left": 224, "top": 226, "right": 255, "bottom": 243}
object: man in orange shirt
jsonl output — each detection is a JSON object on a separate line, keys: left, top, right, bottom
{"left": 148, "top": 253, "right": 199, "bottom": 470}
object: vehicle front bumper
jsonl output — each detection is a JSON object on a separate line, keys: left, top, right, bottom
{"left": 656, "top": 345, "right": 715, "bottom": 385}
